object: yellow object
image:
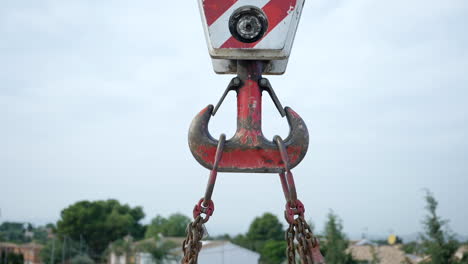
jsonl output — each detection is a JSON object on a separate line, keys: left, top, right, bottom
{"left": 388, "top": 234, "right": 397, "bottom": 245}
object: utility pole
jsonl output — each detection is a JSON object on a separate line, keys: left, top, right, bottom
{"left": 50, "top": 238, "right": 56, "bottom": 264}
{"left": 61, "top": 236, "right": 66, "bottom": 264}
{"left": 79, "top": 235, "right": 83, "bottom": 256}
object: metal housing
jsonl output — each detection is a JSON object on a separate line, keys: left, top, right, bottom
{"left": 198, "top": 0, "right": 305, "bottom": 75}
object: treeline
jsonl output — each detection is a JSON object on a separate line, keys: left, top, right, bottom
{"left": 38, "top": 201, "right": 191, "bottom": 264}
{"left": 0, "top": 222, "right": 50, "bottom": 244}
{"left": 1, "top": 191, "right": 468, "bottom": 264}
{"left": 208, "top": 211, "right": 357, "bottom": 264}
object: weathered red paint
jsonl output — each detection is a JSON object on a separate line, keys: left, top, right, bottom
{"left": 188, "top": 61, "right": 309, "bottom": 173}
{"left": 196, "top": 144, "right": 303, "bottom": 168}
{"left": 203, "top": 0, "right": 239, "bottom": 26}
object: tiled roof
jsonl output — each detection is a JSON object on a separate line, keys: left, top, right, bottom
{"left": 348, "top": 245, "right": 421, "bottom": 264}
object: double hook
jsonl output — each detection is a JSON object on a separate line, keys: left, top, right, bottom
{"left": 188, "top": 60, "right": 309, "bottom": 173}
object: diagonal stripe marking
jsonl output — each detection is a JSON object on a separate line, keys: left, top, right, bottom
{"left": 204, "top": 0, "right": 239, "bottom": 26}
{"left": 220, "top": 0, "right": 297, "bottom": 49}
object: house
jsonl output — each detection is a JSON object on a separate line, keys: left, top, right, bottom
{"left": 167, "top": 240, "right": 260, "bottom": 264}
{"left": 0, "top": 242, "right": 43, "bottom": 264}
{"left": 455, "top": 245, "right": 468, "bottom": 261}
{"left": 107, "top": 238, "right": 260, "bottom": 264}
{"left": 347, "top": 244, "right": 424, "bottom": 264}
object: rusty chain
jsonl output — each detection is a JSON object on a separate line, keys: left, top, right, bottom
{"left": 285, "top": 212, "right": 325, "bottom": 264}
{"left": 181, "top": 135, "right": 225, "bottom": 264}
{"left": 275, "top": 136, "right": 325, "bottom": 264}
{"left": 181, "top": 216, "right": 205, "bottom": 264}
{"left": 286, "top": 222, "right": 297, "bottom": 263}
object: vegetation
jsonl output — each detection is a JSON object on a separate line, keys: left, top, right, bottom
{"left": 232, "top": 213, "right": 286, "bottom": 264}
{"left": 260, "top": 240, "right": 287, "bottom": 264}
{"left": 0, "top": 222, "right": 29, "bottom": 244}
{"left": 321, "top": 210, "right": 356, "bottom": 264}
{"left": 0, "top": 222, "right": 52, "bottom": 245}
{"left": 39, "top": 237, "right": 82, "bottom": 264}
{"left": 402, "top": 241, "right": 422, "bottom": 255}
{"left": 70, "top": 255, "right": 95, "bottom": 264}
{"left": 420, "top": 190, "right": 459, "bottom": 264}
{"left": 56, "top": 199, "right": 145, "bottom": 259}
{"left": 6, "top": 192, "right": 468, "bottom": 264}
{"left": 0, "top": 251, "right": 24, "bottom": 264}
{"left": 136, "top": 239, "right": 177, "bottom": 264}
{"left": 145, "top": 213, "right": 190, "bottom": 238}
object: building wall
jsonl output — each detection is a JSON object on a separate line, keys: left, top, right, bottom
{"left": 109, "top": 253, "right": 127, "bottom": 264}
{"left": 197, "top": 243, "right": 259, "bottom": 264}
{"left": 0, "top": 243, "right": 43, "bottom": 264}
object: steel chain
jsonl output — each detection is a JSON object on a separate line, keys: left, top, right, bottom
{"left": 286, "top": 222, "right": 297, "bottom": 263}
{"left": 286, "top": 216, "right": 325, "bottom": 264}
{"left": 181, "top": 216, "right": 205, "bottom": 264}
{"left": 181, "top": 135, "right": 225, "bottom": 264}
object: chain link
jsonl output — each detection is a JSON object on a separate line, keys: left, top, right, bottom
{"left": 181, "top": 134, "right": 225, "bottom": 263}
{"left": 286, "top": 216, "right": 325, "bottom": 264}
{"left": 181, "top": 216, "right": 205, "bottom": 264}
{"left": 286, "top": 222, "right": 297, "bottom": 264}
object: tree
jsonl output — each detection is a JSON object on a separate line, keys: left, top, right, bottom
{"left": 56, "top": 199, "right": 145, "bottom": 259}
{"left": 231, "top": 213, "right": 285, "bottom": 263}
{"left": 402, "top": 241, "right": 422, "bottom": 255}
{"left": 260, "top": 240, "right": 287, "bottom": 264}
{"left": 0, "top": 251, "right": 24, "bottom": 264}
{"left": 3, "top": 252, "right": 24, "bottom": 264}
{"left": 32, "top": 227, "right": 49, "bottom": 244}
{"left": 246, "top": 213, "right": 283, "bottom": 244}
{"left": 145, "top": 213, "right": 190, "bottom": 238}
{"left": 0, "top": 222, "right": 30, "bottom": 244}
{"left": 107, "top": 237, "right": 134, "bottom": 264}
{"left": 136, "top": 239, "right": 177, "bottom": 264}
{"left": 40, "top": 237, "right": 81, "bottom": 264}
{"left": 420, "top": 190, "right": 458, "bottom": 264}
{"left": 70, "top": 255, "right": 94, "bottom": 264}
{"left": 322, "top": 210, "right": 355, "bottom": 264}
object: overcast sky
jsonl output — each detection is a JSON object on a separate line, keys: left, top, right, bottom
{"left": 1, "top": 0, "right": 467, "bottom": 239}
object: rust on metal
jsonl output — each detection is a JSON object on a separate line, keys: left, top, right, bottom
{"left": 188, "top": 60, "right": 309, "bottom": 173}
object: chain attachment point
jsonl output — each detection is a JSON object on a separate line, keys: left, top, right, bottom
{"left": 285, "top": 199, "right": 305, "bottom": 224}
{"left": 193, "top": 198, "right": 215, "bottom": 224}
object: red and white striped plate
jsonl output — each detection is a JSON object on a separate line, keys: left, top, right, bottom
{"left": 198, "top": 0, "right": 305, "bottom": 74}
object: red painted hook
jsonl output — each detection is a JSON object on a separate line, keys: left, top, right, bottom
{"left": 188, "top": 60, "right": 309, "bottom": 173}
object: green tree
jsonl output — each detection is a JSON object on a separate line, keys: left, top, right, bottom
{"left": 260, "top": 240, "right": 287, "bottom": 264}
{"left": 107, "top": 237, "right": 134, "bottom": 264}
{"left": 56, "top": 199, "right": 145, "bottom": 259}
{"left": 420, "top": 190, "right": 458, "bottom": 264}
{"left": 32, "top": 227, "right": 49, "bottom": 244}
{"left": 145, "top": 213, "right": 190, "bottom": 238}
{"left": 40, "top": 237, "right": 81, "bottom": 264}
{"left": 246, "top": 212, "right": 284, "bottom": 252}
{"left": 136, "top": 239, "right": 177, "bottom": 264}
{"left": 322, "top": 210, "right": 355, "bottom": 264}
{"left": 0, "top": 222, "right": 30, "bottom": 244}
{"left": 70, "top": 255, "right": 94, "bottom": 264}
{"left": 231, "top": 213, "right": 285, "bottom": 263}
{"left": 0, "top": 251, "right": 24, "bottom": 264}
{"left": 5, "top": 252, "right": 24, "bottom": 264}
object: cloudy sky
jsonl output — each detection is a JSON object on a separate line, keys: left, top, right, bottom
{"left": 1, "top": 0, "right": 467, "bottom": 239}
